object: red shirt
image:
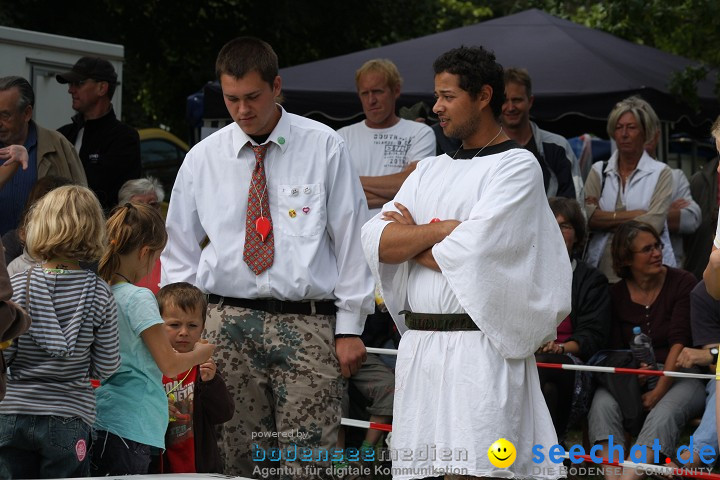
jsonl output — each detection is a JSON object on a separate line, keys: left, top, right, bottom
{"left": 136, "top": 258, "right": 161, "bottom": 294}
{"left": 556, "top": 315, "right": 573, "bottom": 343}
{"left": 162, "top": 366, "right": 197, "bottom": 472}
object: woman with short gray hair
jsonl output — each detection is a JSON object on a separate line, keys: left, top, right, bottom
{"left": 117, "top": 177, "right": 164, "bottom": 208}
{"left": 117, "top": 177, "right": 165, "bottom": 293}
{"left": 584, "top": 96, "right": 675, "bottom": 283}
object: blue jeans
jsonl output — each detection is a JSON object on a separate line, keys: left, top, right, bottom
{"left": 0, "top": 414, "right": 90, "bottom": 479}
{"left": 690, "top": 381, "right": 718, "bottom": 465}
{"left": 91, "top": 430, "right": 152, "bottom": 475}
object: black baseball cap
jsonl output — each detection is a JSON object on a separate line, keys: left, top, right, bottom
{"left": 56, "top": 57, "right": 118, "bottom": 85}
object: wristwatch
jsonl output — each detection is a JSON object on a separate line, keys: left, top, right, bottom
{"left": 710, "top": 347, "right": 719, "bottom": 365}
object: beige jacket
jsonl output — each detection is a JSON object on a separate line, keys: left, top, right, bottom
{"left": 35, "top": 122, "right": 87, "bottom": 185}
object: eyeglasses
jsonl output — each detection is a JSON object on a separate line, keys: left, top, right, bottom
{"left": 631, "top": 242, "right": 663, "bottom": 255}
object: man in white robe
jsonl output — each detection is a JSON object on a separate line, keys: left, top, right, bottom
{"left": 361, "top": 46, "right": 572, "bottom": 480}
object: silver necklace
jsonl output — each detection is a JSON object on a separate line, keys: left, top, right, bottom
{"left": 452, "top": 126, "right": 504, "bottom": 160}
{"left": 431, "top": 127, "right": 504, "bottom": 222}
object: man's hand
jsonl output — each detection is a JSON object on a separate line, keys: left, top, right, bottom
{"left": 0, "top": 145, "right": 29, "bottom": 170}
{"left": 676, "top": 347, "right": 712, "bottom": 368}
{"left": 382, "top": 202, "right": 417, "bottom": 225}
{"left": 199, "top": 358, "right": 217, "bottom": 381}
{"left": 335, "top": 336, "right": 366, "bottom": 378}
{"left": 365, "top": 190, "right": 391, "bottom": 209}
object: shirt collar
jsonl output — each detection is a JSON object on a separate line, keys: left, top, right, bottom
{"left": 0, "top": 121, "right": 37, "bottom": 150}
{"left": 607, "top": 150, "right": 656, "bottom": 174}
{"left": 25, "top": 120, "right": 38, "bottom": 151}
{"left": 231, "top": 104, "right": 290, "bottom": 155}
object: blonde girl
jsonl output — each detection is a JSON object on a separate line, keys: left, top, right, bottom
{"left": 0, "top": 185, "right": 120, "bottom": 479}
{"left": 92, "top": 202, "right": 214, "bottom": 476}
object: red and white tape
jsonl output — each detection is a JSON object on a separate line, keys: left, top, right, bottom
{"left": 365, "top": 347, "right": 716, "bottom": 381}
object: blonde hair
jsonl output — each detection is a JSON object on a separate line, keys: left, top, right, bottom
{"left": 606, "top": 96, "right": 659, "bottom": 145}
{"left": 504, "top": 67, "right": 532, "bottom": 97}
{"left": 355, "top": 59, "right": 403, "bottom": 92}
{"left": 24, "top": 185, "right": 106, "bottom": 262}
{"left": 711, "top": 115, "right": 720, "bottom": 140}
{"left": 98, "top": 202, "right": 167, "bottom": 282}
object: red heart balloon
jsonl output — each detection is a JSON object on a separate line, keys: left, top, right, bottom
{"left": 255, "top": 216, "right": 272, "bottom": 242}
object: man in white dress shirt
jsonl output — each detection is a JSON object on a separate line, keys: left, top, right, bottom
{"left": 362, "top": 46, "right": 571, "bottom": 479}
{"left": 162, "top": 37, "right": 374, "bottom": 478}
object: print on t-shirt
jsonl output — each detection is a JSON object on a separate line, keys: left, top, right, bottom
{"left": 163, "top": 367, "right": 197, "bottom": 472}
{"left": 374, "top": 133, "right": 415, "bottom": 169}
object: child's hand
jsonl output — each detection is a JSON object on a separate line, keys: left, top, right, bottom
{"left": 194, "top": 339, "right": 215, "bottom": 363}
{"left": 200, "top": 358, "right": 217, "bottom": 382}
{"left": 168, "top": 396, "right": 181, "bottom": 420}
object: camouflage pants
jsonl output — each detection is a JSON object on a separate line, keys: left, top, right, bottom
{"left": 204, "top": 303, "right": 345, "bottom": 479}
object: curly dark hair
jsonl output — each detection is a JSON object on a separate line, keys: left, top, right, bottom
{"left": 432, "top": 45, "right": 505, "bottom": 118}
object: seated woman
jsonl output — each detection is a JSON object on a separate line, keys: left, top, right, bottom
{"left": 536, "top": 197, "right": 610, "bottom": 442}
{"left": 587, "top": 220, "right": 704, "bottom": 480}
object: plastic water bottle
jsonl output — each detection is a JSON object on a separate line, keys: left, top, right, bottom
{"left": 630, "top": 326, "right": 658, "bottom": 390}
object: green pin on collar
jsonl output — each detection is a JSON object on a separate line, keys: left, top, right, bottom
{"left": 278, "top": 136, "right": 285, "bottom": 145}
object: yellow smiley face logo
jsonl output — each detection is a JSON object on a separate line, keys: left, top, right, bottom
{"left": 487, "top": 438, "right": 516, "bottom": 468}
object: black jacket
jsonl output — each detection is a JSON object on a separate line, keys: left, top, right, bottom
{"left": 568, "top": 260, "right": 611, "bottom": 361}
{"left": 58, "top": 108, "right": 141, "bottom": 210}
{"left": 157, "top": 370, "right": 235, "bottom": 473}
{"left": 685, "top": 157, "right": 719, "bottom": 280}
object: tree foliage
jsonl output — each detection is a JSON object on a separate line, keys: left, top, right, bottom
{"left": 2, "top": 0, "right": 718, "bottom": 136}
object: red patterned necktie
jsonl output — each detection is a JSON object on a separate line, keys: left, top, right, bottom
{"left": 243, "top": 144, "right": 274, "bottom": 274}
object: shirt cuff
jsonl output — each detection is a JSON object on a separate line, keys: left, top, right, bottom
{"left": 678, "top": 210, "right": 696, "bottom": 234}
{"left": 715, "top": 236, "right": 720, "bottom": 250}
{"left": 335, "top": 310, "right": 365, "bottom": 336}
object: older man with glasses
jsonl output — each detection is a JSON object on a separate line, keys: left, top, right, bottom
{"left": 0, "top": 76, "right": 86, "bottom": 235}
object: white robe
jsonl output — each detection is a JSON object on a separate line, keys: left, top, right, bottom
{"left": 361, "top": 145, "right": 572, "bottom": 479}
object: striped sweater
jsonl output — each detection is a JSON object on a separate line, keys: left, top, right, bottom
{"left": 1, "top": 266, "right": 120, "bottom": 425}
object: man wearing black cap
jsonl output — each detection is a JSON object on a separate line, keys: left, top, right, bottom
{"left": 57, "top": 57, "right": 141, "bottom": 210}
